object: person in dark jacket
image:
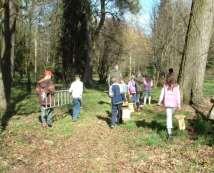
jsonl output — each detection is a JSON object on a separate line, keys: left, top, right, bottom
{"left": 135, "top": 72, "right": 144, "bottom": 110}
{"left": 36, "top": 70, "right": 55, "bottom": 127}
{"left": 109, "top": 77, "right": 123, "bottom": 128}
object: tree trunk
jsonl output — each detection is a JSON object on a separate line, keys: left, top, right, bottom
{"left": 0, "top": 0, "right": 18, "bottom": 114}
{"left": 83, "top": 0, "right": 106, "bottom": 85}
{"left": 0, "top": 68, "right": 6, "bottom": 112}
{"left": 83, "top": 16, "right": 93, "bottom": 85}
{"left": 98, "top": 40, "right": 110, "bottom": 83}
{"left": 61, "top": 0, "right": 92, "bottom": 84}
{"left": 34, "top": 26, "right": 38, "bottom": 82}
{"left": 178, "top": 0, "right": 214, "bottom": 104}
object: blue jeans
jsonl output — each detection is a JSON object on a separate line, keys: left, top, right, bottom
{"left": 131, "top": 94, "right": 137, "bottom": 105}
{"left": 41, "top": 106, "right": 53, "bottom": 125}
{"left": 111, "top": 103, "right": 122, "bottom": 126}
{"left": 72, "top": 98, "right": 81, "bottom": 120}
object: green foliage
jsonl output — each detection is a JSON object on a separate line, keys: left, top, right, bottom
{"left": 145, "top": 65, "right": 156, "bottom": 78}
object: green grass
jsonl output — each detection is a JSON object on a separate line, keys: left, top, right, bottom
{"left": 144, "top": 132, "right": 165, "bottom": 146}
{"left": 203, "top": 79, "right": 214, "bottom": 97}
{"left": 10, "top": 87, "right": 39, "bottom": 115}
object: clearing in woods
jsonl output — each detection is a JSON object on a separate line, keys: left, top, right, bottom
{"left": 0, "top": 83, "right": 214, "bottom": 172}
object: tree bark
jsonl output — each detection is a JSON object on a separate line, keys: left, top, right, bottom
{"left": 178, "top": 0, "right": 214, "bottom": 104}
{"left": 83, "top": 0, "right": 106, "bottom": 85}
{"left": 0, "top": 0, "right": 17, "bottom": 112}
{"left": 61, "top": 0, "right": 92, "bottom": 84}
{"left": 83, "top": 13, "right": 93, "bottom": 85}
{"left": 0, "top": 67, "right": 6, "bottom": 112}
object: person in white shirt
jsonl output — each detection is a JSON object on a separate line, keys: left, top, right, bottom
{"left": 68, "top": 75, "right": 83, "bottom": 121}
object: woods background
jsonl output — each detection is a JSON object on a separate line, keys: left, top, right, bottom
{"left": 0, "top": 0, "right": 213, "bottom": 114}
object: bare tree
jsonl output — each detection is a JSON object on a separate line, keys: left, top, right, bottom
{"left": 151, "top": 0, "right": 191, "bottom": 83}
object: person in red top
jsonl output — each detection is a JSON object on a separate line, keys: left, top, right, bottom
{"left": 36, "top": 70, "right": 55, "bottom": 127}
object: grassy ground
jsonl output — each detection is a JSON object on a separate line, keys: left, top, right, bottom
{"left": 0, "top": 81, "right": 214, "bottom": 172}
{"left": 203, "top": 79, "right": 214, "bottom": 97}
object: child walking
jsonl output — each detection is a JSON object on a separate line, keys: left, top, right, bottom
{"left": 109, "top": 77, "right": 123, "bottom": 128}
{"left": 128, "top": 75, "right": 137, "bottom": 110}
{"left": 158, "top": 76, "right": 181, "bottom": 139}
{"left": 143, "top": 75, "right": 153, "bottom": 105}
{"left": 135, "top": 72, "right": 144, "bottom": 110}
{"left": 69, "top": 75, "right": 83, "bottom": 121}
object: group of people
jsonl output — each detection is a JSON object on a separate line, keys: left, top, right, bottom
{"left": 109, "top": 66, "right": 181, "bottom": 139}
{"left": 36, "top": 71, "right": 83, "bottom": 127}
{"left": 36, "top": 66, "right": 181, "bottom": 139}
{"left": 108, "top": 65, "right": 154, "bottom": 128}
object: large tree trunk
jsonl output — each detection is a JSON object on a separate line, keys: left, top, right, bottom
{"left": 0, "top": 68, "right": 6, "bottom": 112}
{"left": 83, "top": 16, "right": 93, "bottom": 85}
{"left": 98, "top": 40, "right": 110, "bottom": 83}
{"left": 83, "top": 0, "right": 106, "bottom": 85}
{"left": 61, "top": 0, "right": 92, "bottom": 85}
{"left": 178, "top": 0, "right": 214, "bottom": 104}
{"left": 0, "top": 0, "right": 17, "bottom": 113}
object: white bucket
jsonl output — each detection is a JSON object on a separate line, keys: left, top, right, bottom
{"left": 122, "top": 108, "right": 131, "bottom": 121}
{"left": 128, "top": 103, "right": 134, "bottom": 113}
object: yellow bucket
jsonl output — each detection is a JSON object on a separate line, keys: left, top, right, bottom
{"left": 175, "top": 114, "right": 186, "bottom": 130}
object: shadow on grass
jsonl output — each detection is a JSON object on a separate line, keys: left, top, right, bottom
{"left": 187, "top": 114, "right": 214, "bottom": 146}
{"left": 150, "top": 99, "right": 158, "bottom": 104}
{"left": 96, "top": 116, "right": 111, "bottom": 126}
{"left": 86, "top": 80, "right": 108, "bottom": 92}
{"left": 135, "top": 120, "right": 166, "bottom": 133}
{"left": 96, "top": 110, "right": 111, "bottom": 126}
{"left": 98, "top": 100, "right": 110, "bottom": 105}
{"left": 1, "top": 91, "right": 30, "bottom": 131}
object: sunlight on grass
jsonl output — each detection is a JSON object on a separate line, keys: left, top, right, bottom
{"left": 144, "top": 132, "right": 165, "bottom": 146}
{"left": 203, "top": 79, "right": 214, "bottom": 96}
{"left": 47, "top": 116, "right": 74, "bottom": 138}
{"left": 121, "top": 120, "right": 137, "bottom": 130}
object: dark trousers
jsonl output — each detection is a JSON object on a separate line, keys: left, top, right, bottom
{"left": 40, "top": 106, "right": 53, "bottom": 125}
{"left": 111, "top": 103, "right": 122, "bottom": 125}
